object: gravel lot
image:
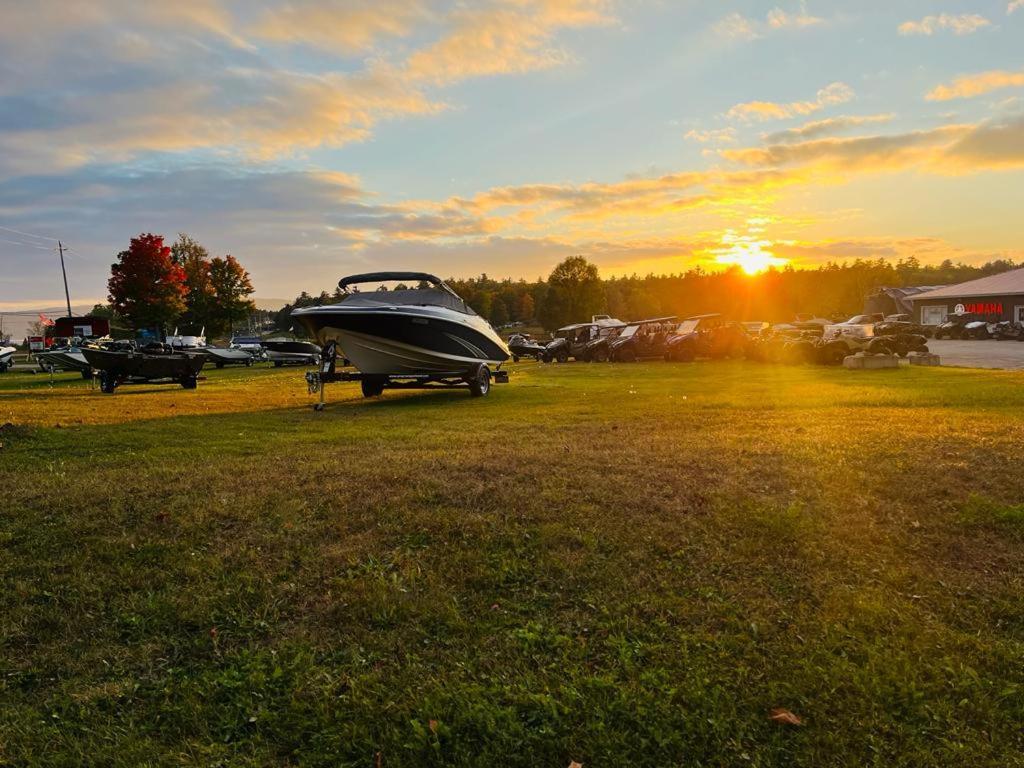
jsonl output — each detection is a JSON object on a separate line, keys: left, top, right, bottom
{"left": 927, "top": 338, "right": 1024, "bottom": 369}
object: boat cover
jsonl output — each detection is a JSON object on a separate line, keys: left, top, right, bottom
{"left": 338, "top": 288, "right": 475, "bottom": 315}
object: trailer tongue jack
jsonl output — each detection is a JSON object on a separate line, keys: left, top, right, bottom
{"left": 305, "top": 341, "right": 508, "bottom": 410}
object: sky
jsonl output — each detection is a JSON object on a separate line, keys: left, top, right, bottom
{"left": 1, "top": 0, "right": 1022, "bottom": 308}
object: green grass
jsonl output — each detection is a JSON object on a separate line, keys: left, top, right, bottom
{"left": 2, "top": 361, "right": 1024, "bottom": 766}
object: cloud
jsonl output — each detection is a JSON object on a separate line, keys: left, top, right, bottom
{"left": 684, "top": 128, "right": 737, "bottom": 144}
{"left": 403, "top": 0, "right": 614, "bottom": 85}
{"left": 1008, "top": 0, "right": 1024, "bottom": 13}
{"left": 723, "top": 116, "right": 1024, "bottom": 174}
{"left": 898, "top": 13, "right": 991, "bottom": 36}
{"left": 713, "top": 12, "right": 763, "bottom": 41}
{"left": 251, "top": 0, "right": 431, "bottom": 54}
{"left": 713, "top": 6, "right": 824, "bottom": 41}
{"left": 766, "top": 7, "right": 826, "bottom": 29}
{"left": 727, "top": 82, "right": 854, "bottom": 122}
{"left": 763, "top": 114, "right": 894, "bottom": 143}
{"left": 0, "top": 0, "right": 619, "bottom": 176}
{"left": 926, "top": 69, "right": 1024, "bottom": 101}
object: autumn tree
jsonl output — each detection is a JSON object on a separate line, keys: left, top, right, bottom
{"left": 208, "top": 254, "right": 256, "bottom": 336}
{"left": 108, "top": 233, "right": 187, "bottom": 333}
{"left": 539, "top": 255, "right": 604, "bottom": 330}
{"left": 172, "top": 234, "right": 215, "bottom": 330}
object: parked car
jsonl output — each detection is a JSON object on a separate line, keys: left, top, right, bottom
{"left": 607, "top": 317, "right": 676, "bottom": 362}
{"left": 544, "top": 316, "right": 626, "bottom": 362}
{"left": 664, "top": 314, "right": 747, "bottom": 362}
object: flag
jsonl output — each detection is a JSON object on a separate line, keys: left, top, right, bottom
{"left": 38, "top": 314, "right": 54, "bottom": 327}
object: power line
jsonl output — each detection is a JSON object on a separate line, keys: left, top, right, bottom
{"left": 0, "top": 224, "right": 59, "bottom": 242}
{"left": 0, "top": 237, "right": 54, "bottom": 251}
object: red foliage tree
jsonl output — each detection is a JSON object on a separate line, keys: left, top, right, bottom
{"left": 108, "top": 233, "right": 188, "bottom": 332}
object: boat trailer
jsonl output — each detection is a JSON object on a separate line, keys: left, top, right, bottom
{"left": 305, "top": 341, "right": 509, "bottom": 410}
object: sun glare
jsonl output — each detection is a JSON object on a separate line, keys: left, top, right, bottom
{"left": 711, "top": 229, "right": 788, "bottom": 275}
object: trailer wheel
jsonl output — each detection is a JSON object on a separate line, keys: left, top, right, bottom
{"left": 361, "top": 377, "right": 385, "bottom": 397}
{"left": 245, "top": 358, "right": 253, "bottom": 367}
{"left": 99, "top": 371, "right": 118, "bottom": 394}
{"left": 468, "top": 364, "right": 491, "bottom": 397}
{"left": 180, "top": 376, "right": 198, "bottom": 390}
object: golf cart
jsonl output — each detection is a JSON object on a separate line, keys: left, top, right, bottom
{"left": 664, "top": 314, "right": 747, "bottom": 362}
{"left": 544, "top": 315, "right": 626, "bottom": 362}
{"left": 606, "top": 317, "right": 676, "bottom": 362}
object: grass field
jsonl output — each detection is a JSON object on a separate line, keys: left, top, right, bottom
{"left": 2, "top": 361, "right": 1024, "bottom": 766}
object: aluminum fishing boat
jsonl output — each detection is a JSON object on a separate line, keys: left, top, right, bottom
{"left": 81, "top": 345, "right": 206, "bottom": 393}
{"left": 292, "top": 272, "right": 510, "bottom": 376}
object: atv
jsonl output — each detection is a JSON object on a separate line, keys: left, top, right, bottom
{"left": 932, "top": 313, "right": 976, "bottom": 340}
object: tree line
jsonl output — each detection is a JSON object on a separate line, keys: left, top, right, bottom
{"left": 94, "top": 233, "right": 257, "bottom": 339}
{"left": 275, "top": 255, "right": 1019, "bottom": 334}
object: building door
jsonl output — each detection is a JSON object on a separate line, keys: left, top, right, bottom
{"left": 921, "top": 305, "right": 948, "bottom": 326}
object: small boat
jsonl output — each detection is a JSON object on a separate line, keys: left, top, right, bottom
{"left": 167, "top": 328, "right": 207, "bottom": 350}
{"left": 0, "top": 345, "right": 15, "bottom": 373}
{"left": 262, "top": 338, "right": 321, "bottom": 367}
{"left": 293, "top": 272, "right": 509, "bottom": 398}
{"left": 201, "top": 346, "right": 256, "bottom": 368}
{"left": 81, "top": 345, "right": 206, "bottom": 393}
{"left": 36, "top": 344, "right": 94, "bottom": 378}
{"left": 229, "top": 335, "right": 265, "bottom": 353}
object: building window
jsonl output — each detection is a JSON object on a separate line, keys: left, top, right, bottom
{"left": 921, "top": 305, "right": 948, "bottom": 326}
{"left": 1015, "top": 306, "right": 1024, "bottom": 324}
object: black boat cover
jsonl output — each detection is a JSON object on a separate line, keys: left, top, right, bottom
{"left": 337, "top": 288, "right": 475, "bottom": 315}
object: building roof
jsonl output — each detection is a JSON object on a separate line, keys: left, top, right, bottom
{"left": 909, "top": 268, "right": 1024, "bottom": 301}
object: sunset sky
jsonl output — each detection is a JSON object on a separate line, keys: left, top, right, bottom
{"left": 1, "top": 0, "right": 1022, "bottom": 306}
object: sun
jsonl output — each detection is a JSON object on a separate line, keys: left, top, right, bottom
{"left": 712, "top": 231, "right": 788, "bottom": 274}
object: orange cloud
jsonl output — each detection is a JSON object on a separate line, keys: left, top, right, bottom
{"left": 727, "top": 82, "right": 853, "bottom": 122}
{"left": 404, "top": 0, "right": 614, "bottom": 85}
{"left": 898, "top": 13, "right": 991, "bottom": 36}
{"left": 723, "top": 117, "right": 1024, "bottom": 174}
{"left": 251, "top": 0, "right": 430, "bottom": 53}
{"left": 764, "top": 114, "right": 894, "bottom": 144}
{"left": 926, "top": 69, "right": 1024, "bottom": 101}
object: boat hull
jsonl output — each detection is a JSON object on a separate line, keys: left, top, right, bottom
{"left": 202, "top": 347, "right": 255, "bottom": 365}
{"left": 36, "top": 349, "right": 91, "bottom": 373}
{"left": 81, "top": 348, "right": 206, "bottom": 380}
{"left": 295, "top": 307, "right": 510, "bottom": 375}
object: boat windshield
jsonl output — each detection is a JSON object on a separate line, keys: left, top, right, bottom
{"left": 341, "top": 287, "right": 474, "bottom": 315}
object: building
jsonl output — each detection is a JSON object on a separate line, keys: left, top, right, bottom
{"left": 45, "top": 315, "right": 111, "bottom": 340}
{"left": 910, "top": 268, "right": 1024, "bottom": 326}
{"left": 864, "top": 285, "right": 946, "bottom": 317}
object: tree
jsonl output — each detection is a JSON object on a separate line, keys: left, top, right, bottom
{"left": 516, "top": 292, "right": 535, "bottom": 322}
{"left": 108, "top": 233, "right": 187, "bottom": 333}
{"left": 208, "top": 254, "right": 256, "bottom": 337}
{"left": 490, "top": 297, "right": 509, "bottom": 327}
{"left": 172, "top": 234, "right": 215, "bottom": 330}
{"left": 539, "top": 256, "right": 604, "bottom": 330}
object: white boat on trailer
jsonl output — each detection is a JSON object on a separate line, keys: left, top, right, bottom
{"left": 0, "top": 345, "right": 15, "bottom": 372}
{"left": 293, "top": 271, "right": 510, "bottom": 401}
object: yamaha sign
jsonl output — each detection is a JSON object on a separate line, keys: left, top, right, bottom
{"left": 954, "top": 302, "right": 1003, "bottom": 315}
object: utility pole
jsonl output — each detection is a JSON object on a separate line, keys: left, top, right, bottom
{"left": 58, "top": 240, "right": 72, "bottom": 319}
